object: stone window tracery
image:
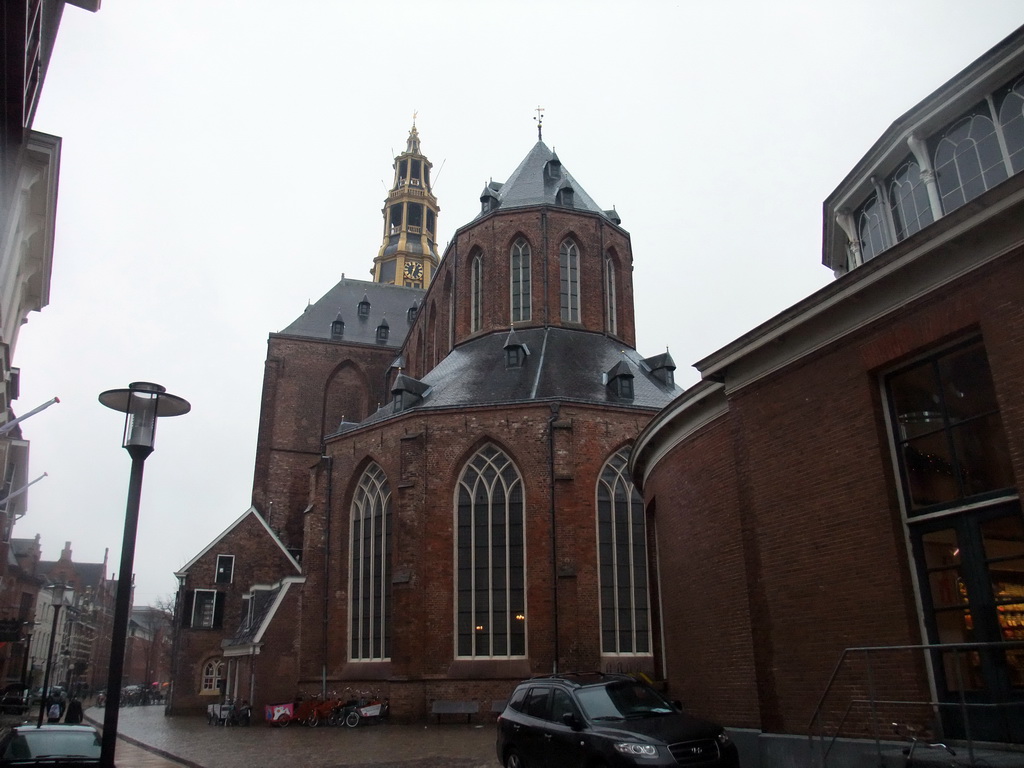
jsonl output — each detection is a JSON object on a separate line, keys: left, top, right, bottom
{"left": 510, "top": 238, "right": 531, "bottom": 323}
{"left": 456, "top": 445, "right": 526, "bottom": 658}
{"left": 349, "top": 462, "right": 392, "bottom": 661}
{"left": 597, "top": 447, "right": 650, "bottom": 655}
{"left": 559, "top": 239, "right": 580, "bottom": 323}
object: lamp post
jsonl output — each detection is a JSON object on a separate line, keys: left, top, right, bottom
{"left": 37, "top": 583, "right": 66, "bottom": 727}
{"left": 98, "top": 382, "right": 189, "bottom": 768}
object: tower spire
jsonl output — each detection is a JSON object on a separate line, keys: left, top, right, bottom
{"left": 372, "top": 121, "right": 440, "bottom": 288}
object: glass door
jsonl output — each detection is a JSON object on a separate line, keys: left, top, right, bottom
{"left": 913, "top": 506, "right": 1024, "bottom": 743}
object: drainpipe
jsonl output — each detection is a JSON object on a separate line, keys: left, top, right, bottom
{"left": 322, "top": 453, "right": 333, "bottom": 698}
{"left": 548, "top": 401, "right": 560, "bottom": 673}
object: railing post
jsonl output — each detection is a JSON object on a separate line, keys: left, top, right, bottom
{"left": 863, "top": 648, "right": 885, "bottom": 768}
{"left": 951, "top": 648, "right": 976, "bottom": 766}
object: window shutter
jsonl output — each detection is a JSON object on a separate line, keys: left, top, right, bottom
{"left": 182, "top": 591, "right": 195, "bottom": 628}
{"left": 213, "top": 592, "right": 225, "bottom": 629}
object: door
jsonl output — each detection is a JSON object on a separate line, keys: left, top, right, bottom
{"left": 913, "top": 506, "right": 1024, "bottom": 742}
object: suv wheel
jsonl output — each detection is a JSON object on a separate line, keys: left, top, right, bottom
{"left": 505, "top": 750, "right": 526, "bottom": 768}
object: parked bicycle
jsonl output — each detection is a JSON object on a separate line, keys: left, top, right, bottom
{"left": 891, "top": 722, "right": 990, "bottom": 768}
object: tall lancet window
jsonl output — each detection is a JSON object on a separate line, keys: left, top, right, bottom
{"left": 510, "top": 238, "right": 532, "bottom": 323}
{"left": 350, "top": 462, "right": 392, "bottom": 661}
{"left": 471, "top": 253, "right": 483, "bottom": 332}
{"left": 604, "top": 254, "right": 617, "bottom": 335}
{"left": 597, "top": 447, "right": 651, "bottom": 655}
{"left": 559, "top": 239, "right": 580, "bottom": 323}
{"left": 456, "top": 444, "right": 526, "bottom": 658}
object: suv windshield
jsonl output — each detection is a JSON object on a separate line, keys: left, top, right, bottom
{"left": 574, "top": 681, "right": 675, "bottom": 720}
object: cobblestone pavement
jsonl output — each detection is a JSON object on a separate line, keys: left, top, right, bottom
{"left": 88, "top": 706, "right": 499, "bottom": 768}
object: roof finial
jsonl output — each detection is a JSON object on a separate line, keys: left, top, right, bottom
{"left": 534, "top": 105, "right": 544, "bottom": 141}
{"left": 412, "top": 109, "right": 418, "bottom": 127}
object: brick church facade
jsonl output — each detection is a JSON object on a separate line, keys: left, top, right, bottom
{"left": 169, "top": 124, "right": 681, "bottom": 720}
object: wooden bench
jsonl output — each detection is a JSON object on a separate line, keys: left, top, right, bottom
{"left": 430, "top": 699, "right": 480, "bottom": 723}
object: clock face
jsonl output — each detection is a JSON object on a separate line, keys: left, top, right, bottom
{"left": 404, "top": 262, "right": 424, "bottom": 280}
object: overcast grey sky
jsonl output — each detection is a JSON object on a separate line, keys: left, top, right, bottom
{"left": 16, "top": 1, "right": 1024, "bottom": 607}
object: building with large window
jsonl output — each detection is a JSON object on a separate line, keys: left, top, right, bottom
{"left": 631, "top": 23, "right": 1024, "bottom": 761}
{"left": 170, "top": 127, "right": 680, "bottom": 718}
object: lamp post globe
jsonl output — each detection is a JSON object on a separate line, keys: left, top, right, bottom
{"left": 98, "top": 382, "right": 189, "bottom": 768}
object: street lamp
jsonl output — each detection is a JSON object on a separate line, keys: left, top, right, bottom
{"left": 98, "top": 382, "right": 189, "bottom": 768}
{"left": 37, "top": 583, "right": 66, "bottom": 727}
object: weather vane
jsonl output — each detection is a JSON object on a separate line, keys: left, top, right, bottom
{"left": 412, "top": 110, "right": 418, "bottom": 127}
{"left": 534, "top": 105, "right": 544, "bottom": 141}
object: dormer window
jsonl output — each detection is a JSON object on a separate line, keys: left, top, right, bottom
{"left": 376, "top": 317, "right": 390, "bottom": 344}
{"left": 643, "top": 352, "right": 677, "bottom": 387}
{"left": 503, "top": 327, "right": 529, "bottom": 369}
{"left": 407, "top": 303, "right": 419, "bottom": 324}
{"left": 331, "top": 313, "right": 345, "bottom": 340}
{"left": 556, "top": 184, "right": 574, "bottom": 207}
{"left": 358, "top": 295, "right": 371, "bottom": 319}
{"left": 606, "top": 361, "right": 635, "bottom": 401}
{"left": 545, "top": 155, "right": 562, "bottom": 181}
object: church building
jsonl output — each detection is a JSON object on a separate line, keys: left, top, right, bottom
{"left": 169, "top": 122, "right": 682, "bottom": 721}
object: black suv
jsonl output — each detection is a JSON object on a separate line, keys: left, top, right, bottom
{"left": 496, "top": 673, "right": 740, "bottom": 768}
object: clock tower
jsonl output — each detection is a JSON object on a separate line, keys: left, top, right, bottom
{"left": 372, "top": 120, "right": 440, "bottom": 288}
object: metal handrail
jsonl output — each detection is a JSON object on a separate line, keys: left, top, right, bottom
{"left": 808, "top": 639, "right": 1024, "bottom": 768}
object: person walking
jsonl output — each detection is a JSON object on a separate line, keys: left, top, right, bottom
{"left": 46, "top": 698, "right": 61, "bottom": 723}
{"left": 64, "top": 697, "right": 83, "bottom": 724}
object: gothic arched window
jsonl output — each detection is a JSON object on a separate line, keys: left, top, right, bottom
{"left": 456, "top": 445, "right": 526, "bottom": 658}
{"left": 559, "top": 239, "right": 580, "bottom": 323}
{"left": 201, "top": 659, "right": 224, "bottom": 692}
{"left": 604, "top": 254, "right": 617, "bottom": 335}
{"left": 350, "top": 462, "right": 392, "bottom": 661}
{"left": 510, "top": 238, "right": 531, "bottom": 323}
{"left": 471, "top": 254, "right": 483, "bottom": 333}
{"left": 597, "top": 447, "right": 651, "bottom": 655}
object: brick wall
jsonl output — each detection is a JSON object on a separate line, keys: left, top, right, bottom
{"left": 640, "top": 244, "right": 1024, "bottom": 734}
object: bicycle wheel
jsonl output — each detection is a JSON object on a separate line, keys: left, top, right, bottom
{"left": 345, "top": 710, "right": 360, "bottom": 728}
{"left": 306, "top": 711, "right": 319, "bottom": 727}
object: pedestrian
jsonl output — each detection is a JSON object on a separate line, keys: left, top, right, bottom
{"left": 46, "top": 699, "right": 61, "bottom": 723}
{"left": 64, "top": 697, "right": 83, "bottom": 724}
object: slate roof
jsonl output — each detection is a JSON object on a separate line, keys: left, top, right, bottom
{"left": 223, "top": 584, "right": 282, "bottom": 649}
{"left": 277, "top": 277, "right": 424, "bottom": 347}
{"left": 477, "top": 142, "right": 619, "bottom": 223}
{"left": 335, "top": 327, "right": 680, "bottom": 434}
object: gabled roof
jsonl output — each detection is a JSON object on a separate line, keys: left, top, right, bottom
{"left": 476, "top": 142, "right": 617, "bottom": 222}
{"left": 277, "top": 277, "right": 424, "bottom": 346}
{"left": 175, "top": 506, "right": 301, "bottom": 577}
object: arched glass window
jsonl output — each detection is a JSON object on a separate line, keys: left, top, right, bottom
{"left": 933, "top": 111, "right": 1008, "bottom": 214}
{"left": 888, "top": 159, "right": 934, "bottom": 241}
{"left": 456, "top": 445, "right": 525, "bottom": 658}
{"left": 471, "top": 254, "right": 483, "bottom": 332}
{"left": 510, "top": 238, "right": 531, "bottom": 323}
{"left": 559, "top": 239, "right": 580, "bottom": 323}
{"left": 998, "top": 76, "right": 1024, "bottom": 173}
{"left": 350, "top": 462, "right": 392, "bottom": 661}
{"left": 201, "top": 659, "right": 224, "bottom": 692}
{"left": 604, "top": 254, "right": 617, "bottom": 335}
{"left": 597, "top": 447, "right": 650, "bottom": 655}
{"left": 855, "top": 193, "right": 890, "bottom": 262}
